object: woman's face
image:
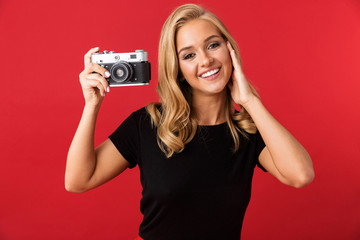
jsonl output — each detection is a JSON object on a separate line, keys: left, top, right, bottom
{"left": 176, "top": 19, "right": 233, "bottom": 98}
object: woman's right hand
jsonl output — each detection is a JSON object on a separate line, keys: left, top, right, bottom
{"left": 79, "top": 47, "right": 110, "bottom": 108}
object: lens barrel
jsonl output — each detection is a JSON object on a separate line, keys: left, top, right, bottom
{"left": 110, "top": 61, "right": 134, "bottom": 83}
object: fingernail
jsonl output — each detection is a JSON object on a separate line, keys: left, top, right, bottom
{"left": 105, "top": 71, "right": 110, "bottom": 77}
{"left": 107, "top": 86, "right": 110, "bottom": 92}
{"left": 94, "top": 47, "right": 99, "bottom": 50}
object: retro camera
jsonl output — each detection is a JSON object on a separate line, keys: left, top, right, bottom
{"left": 91, "top": 50, "right": 151, "bottom": 87}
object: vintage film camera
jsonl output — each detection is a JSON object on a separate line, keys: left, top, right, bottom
{"left": 91, "top": 50, "right": 151, "bottom": 86}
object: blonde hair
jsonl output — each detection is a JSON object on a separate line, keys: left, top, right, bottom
{"left": 146, "top": 4, "right": 258, "bottom": 157}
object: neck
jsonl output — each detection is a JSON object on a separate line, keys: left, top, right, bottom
{"left": 191, "top": 90, "right": 227, "bottom": 126}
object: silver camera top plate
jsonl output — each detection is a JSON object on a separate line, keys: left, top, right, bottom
{"left": 91, "top": 49, "right": 148, "bottom": 64}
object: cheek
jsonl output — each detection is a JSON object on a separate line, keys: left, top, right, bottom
{"left": 222, "top": 53, "right": 233, "bottom": 78}
{"left": 179, "top": 62, "right": 195, "bottom": 79}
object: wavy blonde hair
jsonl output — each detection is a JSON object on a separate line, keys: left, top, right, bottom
{"left": 146, "top": 4, "right": 258, "bottom": 157}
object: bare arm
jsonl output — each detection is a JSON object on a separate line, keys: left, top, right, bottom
{"left": 245, "top": 98, "right": 314, "bottom": 188}
{"left": 65, "top": 106, "right": 130, "bottom": 193}
{"left": 65, "top": 47, "right": 130, "bottom": 193}
{"left": 227, "top": 42, "right": 314, "bottom": 188}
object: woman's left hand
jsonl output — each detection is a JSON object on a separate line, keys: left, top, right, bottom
{"left": 226, "top": 41, "right": 258, "bottom": 108}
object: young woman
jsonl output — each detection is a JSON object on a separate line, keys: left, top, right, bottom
{"left": 65, "top": 4, "right": 314, "bottom": 240}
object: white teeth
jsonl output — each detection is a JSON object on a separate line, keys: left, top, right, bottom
{"left": 201, "top": 68, "right": 220, "bottom": 78}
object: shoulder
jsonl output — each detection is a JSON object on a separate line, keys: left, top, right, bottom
{"left": 144, "top": 102, "right": 163, "bottom": 126}
{"left": 129, "top": 106, "right": 151, "bottom": 123}
{"left": 132, "top": 106, "right": 149, "bottom": 116}
{"left": 241, "top": 129, "right": 262, "bottom": 143}
{"left": 130, "top": 103, "right": 162, "bottom": 127}
{"left": 145, "top": 102, "right": 162, "bottom": 113}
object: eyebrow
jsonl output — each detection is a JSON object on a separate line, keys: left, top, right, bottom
{"left": 177, "top": 35, "right": 221, "bottom": 55}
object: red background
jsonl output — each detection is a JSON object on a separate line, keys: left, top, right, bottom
{"left": 1, "top": 0, "right": 359, "bottom": 239}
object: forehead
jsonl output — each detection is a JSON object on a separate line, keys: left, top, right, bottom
{"left": 176, "top": 19, "right": 221, "bottom": 49}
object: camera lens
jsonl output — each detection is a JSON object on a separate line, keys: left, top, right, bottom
{"left": 110, "top": 61, "right": 133, "bottom": 83}
{"left": 116, "top": 69, "right": 124, "bottom": 77}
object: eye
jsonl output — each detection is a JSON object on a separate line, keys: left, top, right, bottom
{"left": 183, "top": 53, "right": 195, "bottom": 60}
{"left": 208, "top": 42, "right": 220, "bottom": 49}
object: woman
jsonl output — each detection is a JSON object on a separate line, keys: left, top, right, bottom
{"left": 65, "top": 4, "right": 314, "bottom": 240}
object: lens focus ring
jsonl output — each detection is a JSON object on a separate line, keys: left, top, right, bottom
{"left": 110, "top": 61, "right": 133, "bottom": 83}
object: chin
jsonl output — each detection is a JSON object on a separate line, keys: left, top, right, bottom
{"left": 202, "top": 85, "right": 228, "bottom": 96}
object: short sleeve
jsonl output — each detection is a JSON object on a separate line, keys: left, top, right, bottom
{"left": 255, "top": 130, "right": 267, "bottom": 172}
{"left": 109, "top": 112, "right": 139, "bottom": 169}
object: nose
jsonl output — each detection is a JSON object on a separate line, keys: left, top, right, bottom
{"left": 199, "top": 51, "right": 213, "bottom": 67}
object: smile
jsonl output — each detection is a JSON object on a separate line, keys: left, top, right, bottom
{"left": 200, "top": 68, "right": 220, "bottom": 78}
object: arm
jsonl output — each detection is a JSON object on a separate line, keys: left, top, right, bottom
{"left": 65, "top": 106, "right": 130, "bottom": 193}
{"left": 65, "top": 47, "right": 130, "bottom": 193}
{"left": 245, "top": 98, "right": 314, "bottom": 188}
{"left": 227, "top": 42, "right": 314, "bottom": 188}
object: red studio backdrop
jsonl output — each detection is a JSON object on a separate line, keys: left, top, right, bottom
{"left": 0, "top": 0, "right": 359, "bottom": 239}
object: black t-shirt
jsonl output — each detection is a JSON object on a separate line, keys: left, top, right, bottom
{"left": 109, "top": 107, "right": 266, "bottom": 240}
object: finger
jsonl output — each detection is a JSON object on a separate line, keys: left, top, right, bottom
{"left": 87, "top": 73, "right": 109, "bottom": 92}
{"left": 81, "top": 64, "right": 110, "bottom": 94}
{"left": 84, "top": 47, "right": 100, "bottom": 68}
{"left": 87, "top": 63, "right": 111, "bottom": 79}
{"left": 84, "top": 79, "right": 106, "bottom": 97}
{"left": 226, "top": 42, "right": 244, "bottom": 74}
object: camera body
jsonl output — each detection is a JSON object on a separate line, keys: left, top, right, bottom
{"left": 91, "top": 50, "right": 151, "bottom": 87}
